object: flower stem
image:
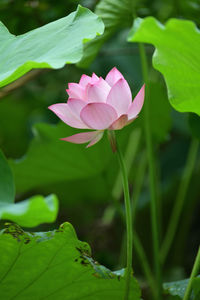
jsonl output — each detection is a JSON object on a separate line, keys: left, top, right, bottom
{"left": 160, "top": 138, "right": 199, "bottom": 264}
{"left": 138, "top": 43, "right": 162, "bottom": 299}
{"left": 102, "top": 129, "right": 141, "bottom": 226}
{"left": 183, "top": 246, "right": 200, "bottom": 300}
{"left": 115, "top": 133, "right": 133, "bottom": 300}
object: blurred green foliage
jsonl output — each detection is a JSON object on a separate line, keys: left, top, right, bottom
{"left": 0, "top": 149, "right": 58, "bottom": 226}
{"left": 0, "top": 0, "right": 200, "bottom": 299}
{"left": 0, "top": 0, "right": 79, "bottom": 34}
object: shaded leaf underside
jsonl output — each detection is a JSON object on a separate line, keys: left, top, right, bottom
{"left": 0, "top": 5, "right": 104, "bottom": 87}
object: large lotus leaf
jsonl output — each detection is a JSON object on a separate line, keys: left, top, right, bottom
{"left": 10, "top": 122, "right": 112, "bottom": 194}
{"left": 128, "top": 17, "right": 200, "bottom": 115}
{"left": 0, "top": 222, "right": 141, "bottom": 300}
{"left": 0, "top": 5, "right": 104, "bottom": 87}
{"left": 78, "top": 0, "right": 135, "bottom": 67}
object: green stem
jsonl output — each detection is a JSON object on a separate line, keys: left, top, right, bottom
{"left": 102, "top": 129, "right": 141, "bottom": 226}
{"left": 183, "top": 246, "right": 200, "bottom": 300}
{"left": 111, "top": 143, "right": 155, "bottom": 298}
{"left": 112, "top": 128, "right": 141, "bottom": 201}
{"left": 139, "top": 43, "right": 162, "bottom": 299}
{"left": 160, "top": 139, "right": 199, "bottom": 264}
{"left": 115, "top": 134, "right": 133, "bottom": 300}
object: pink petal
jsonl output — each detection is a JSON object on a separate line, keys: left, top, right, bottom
{"left": 86, "top": 131, "right": 104, "bottom": 148}
{"left": 80, "top": 102, "right": 118, "bottom": 130}
{"left": 79, "top": 74, "right": 92, "bottom": 87}
{"left": 106, "top": 78, "right": 132, "bottom": 116}
{"left": 61, "top": 131, "right": 100, "bottom": 144}
{"left": 105, "top": 67, "right": 124, "bottom": 87}
{"left": 128, "top": 84, "right": 145, "bottom": 119}
{"left": 67, "top": 98, "right": 86, "bottom": 116}
{"left": 109, "top": 114, "right": 128, "bottom": 130}
{"left": 48, "top": 103, "right": 89, "bottom": 129}
{"left": 66, "top": 83, "right": 85, "bottom": 100}
{"left": 86, "top": 77, "right": 111, "bottom": 103}
{"left": 91, "top": 73, "right": 99, "bottom": 84}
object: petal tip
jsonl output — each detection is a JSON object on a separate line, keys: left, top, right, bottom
{"left": 48, "top": 104, "right": 59, "bottom": 112}
{"left": 105, "top": 67, "right": 124, "bottom": 87}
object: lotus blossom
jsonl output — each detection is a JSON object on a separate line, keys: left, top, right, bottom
{"left": 49, "top": 67, "right": 145, "bottom": 147}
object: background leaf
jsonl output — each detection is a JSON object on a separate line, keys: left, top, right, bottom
{"left": 138, "top": 80, "right": 172, "bottom": 142}
{"left": 0, "top": 222, "right": 141, "bottom": 300}
{"left": 128, "top": 17, "right": 200, "bottom": 115}
{"left": 0, "top": 194, "right": 58, "bottom": 227}
{"left": 163, "top": 277, "right": 200, "bottom": 300}
{"left": 163, "top": 278, "right": 188, "bottom": 299}
{"left": 78, "top": 0, "right": 135, "bottom": 67}
{"left": 0, "top": 95, "right": 31, "bottom": 158}
{"left": 0, "top": 149, "right": 15, "bottom": 203}
{"left": 0, "top": 5, "right": 104, "bottom": 87}
{"left": 188, "top": 113, "right": 200, "bottom": 141}
{"left": 10, "top": 122, "right": 112, "bottom": 194}
{"left": 0, "top": 149, "right": 58, "bottom": 227}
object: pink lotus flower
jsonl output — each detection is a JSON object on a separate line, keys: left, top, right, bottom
{"left": 49, "top": 67, "right": 145, "bottom": 147}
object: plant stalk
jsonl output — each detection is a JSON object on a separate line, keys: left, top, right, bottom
{"left": 114, "top": 133, "right": 133, "bottom": 300}
{"left": 102, "top": 129, "right": 141, "bottom": 226}
{"left": 183, "top": 246, "right": 200, "bottom": 300}
{"left": 138, "top": 43, "right": 162, "bottom": 299}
